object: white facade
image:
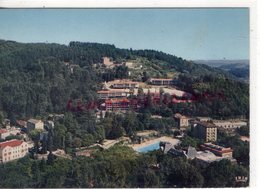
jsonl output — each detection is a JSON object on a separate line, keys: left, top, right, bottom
{"left": 213, "top": 120, "right": 247, "bottom": 130}
{"left": 0, "top": 140, "right": 29, "bottom": 163}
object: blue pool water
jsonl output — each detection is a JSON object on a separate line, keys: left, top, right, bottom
{"left": 136, "top": 142, "right": 160, "bottom": 153}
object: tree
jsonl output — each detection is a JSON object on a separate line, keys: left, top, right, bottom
{"left": 237, "top": 125, "right": 249, "bottom": 136}
{"left": 202, "top": 159, "right": 248, "bottom": 187}
{"left": 159, "top": 157, "right": 204, "bottom": 187}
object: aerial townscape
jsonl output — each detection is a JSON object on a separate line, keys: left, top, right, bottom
{"left": 0, "top": 6, "right": 252, "bottom": 188}
{"left": 0, "top": 40, "right": 249, "bottom": 188}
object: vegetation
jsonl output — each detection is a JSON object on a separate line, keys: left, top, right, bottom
{"left": 0, "top": 146, "right": 248, "bottom": 188}
{"left": 0, "top": 40, "right": 249, "bottom": 121}
{"left": 0, "top": 40, "right": 249, "bottom": 188}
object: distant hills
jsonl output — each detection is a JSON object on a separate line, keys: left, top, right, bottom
{"left": 0, "top": 40, "right": 249, "bottom": 119}
{"left": 193, "top": 60, "right": 249, "bottom": 82}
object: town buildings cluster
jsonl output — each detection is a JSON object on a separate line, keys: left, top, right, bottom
{"left": 0, "top": 56, "right": 249, "bottom": 168}
{"left": 0, "top": 115, "right": 59, "bottom": 163}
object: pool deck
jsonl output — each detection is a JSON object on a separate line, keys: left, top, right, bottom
{"left": 130, "top": 136, "right": 180, "bottom": 150}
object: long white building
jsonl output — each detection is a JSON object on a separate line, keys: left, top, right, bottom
{"left": 0, "top": 139, "right": 29, "bottom": 163}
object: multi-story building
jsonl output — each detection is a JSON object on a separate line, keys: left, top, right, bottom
{"left": 148, "top": 78, "right": 174, "bottom": 86}
{"left": 97, "top": 89, "right": 129, "bottom": 99}
{"left": 27, "top": 119, "right": 44, "bottom": 132}
{"left": 200, "top": 143, "right": 233, "bottom": 158}
{"left": 111, "top": 80, "right": 139, "bottom": 89}
{"left": 174, "top": 113, "right": 189, "bottom": 130}
{"left": 0, "top": 139, "right": 29, "bottom": 163}
{"left": 213, "top": 120, "right": 247, "bottom": 130}
{"left": 192, "top": 121, "right": 217, "bottom": 142}
{"left": 105, "top": 98, "right": 138, "bottom": 111}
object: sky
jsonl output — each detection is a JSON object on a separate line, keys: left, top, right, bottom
{"left": 0, "top": 9, "right": 249, "bottom": 60}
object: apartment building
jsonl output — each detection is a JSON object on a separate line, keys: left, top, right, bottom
{"left": 192, "top": 121, "right": 217, "bottom": 142}
{"left": 213, "top": 120, "right": 247, "bottom": 130}
{"left": 105, "top": 98, "right": 138, "bottom": 111}
{"left": 0, "top": 139, "right": 29, "bottom": 163}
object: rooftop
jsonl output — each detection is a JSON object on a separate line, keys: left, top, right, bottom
{"left": 187, "top": 146, "right": 197, "bottom": 159}
{"left": 16, "top": 120, "right": 27, "bottom": 127}
{"left": 27, "top": 119, "right": 42, "bottom": 124}
{"left": 213, "top": 120, "right": 247, "bottom": 124}
{"left": 201, "top": 143, "right": 233, "bottom": 153}
{"left": 105, "top": 98, "right": 130, "bottom": 103}
{"left": 0, "top": 139, "right": 24, "bottom": 149}
{"left": 98, "top": 89, "right": 129, "bottom": 94}
{"left": 0, "top": 129, "right": 7, "bottom": 134}
{"left": 196, "top": 121, "right": 216, "bottom": 128}
{"left": 196, "top": 151, "right": 224, "bottom": 162}
{"left": 174, "top": 113, "right": 187, "bottom": 119}
{"left": 150, "top": 78, "right": 173, "bottom": 81}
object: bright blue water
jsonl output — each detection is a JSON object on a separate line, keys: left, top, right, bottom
{"left": 136, "top": 142, "right": 160, "bottom": 153}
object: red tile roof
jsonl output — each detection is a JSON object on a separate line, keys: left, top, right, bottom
{"left": 0, "top": 139, "right": 24, "bottom": 149}
{"left": 0, "top": 129, "right": 7, "bottom": 134}
{"left": 105, "top": 98, "right": 130, "bottom": 103}
{"left": 16, "top": 120, "right": 27, "bottom": 127}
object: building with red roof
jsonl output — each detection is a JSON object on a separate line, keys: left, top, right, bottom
{"left": 105, "top": 98, "right": 138, "bottom": 111}
{"left": 0, "top": 139, "right": 29, "bottom": 163}
{"left": 201, "top": 142, "right": 233, "bottom": 158}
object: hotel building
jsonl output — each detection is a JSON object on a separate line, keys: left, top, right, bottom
{"left": 192, "top": 121, "right": 217, "bottom": 142}
{"left": 105, "top": 98, "right": 138, "bottom": 111}
{"left": 0, "top": 139, "right": 29, "bottom": 163}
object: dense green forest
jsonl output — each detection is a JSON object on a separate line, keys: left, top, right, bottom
{"left": 0, "top": 40, "right": 249, "bottom": 121}
{"left": 0, "top": 40, "right": 250, "bottom": 188}
{"left": 0, "top": 145, "right": 249, "bottom": 188}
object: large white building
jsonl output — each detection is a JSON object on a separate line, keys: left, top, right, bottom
{"left": 213, "top": 120, "right": 247, "bottom": 130}
{"left": 111, "top": 80, "right": 139, "bottom": 89}
{"left": 0, "top": 139, "right": 29, "bottom": 163}
{"left": 97, "top": 89, "right": 129, "bottom": 99}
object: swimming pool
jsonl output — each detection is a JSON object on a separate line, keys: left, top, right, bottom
{"left": 136, "top": 142, "right": 161, "bottom": 153}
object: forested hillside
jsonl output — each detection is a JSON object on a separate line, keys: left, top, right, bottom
{"left": 0, "top": 40, "right": 249, "bottom": 121}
